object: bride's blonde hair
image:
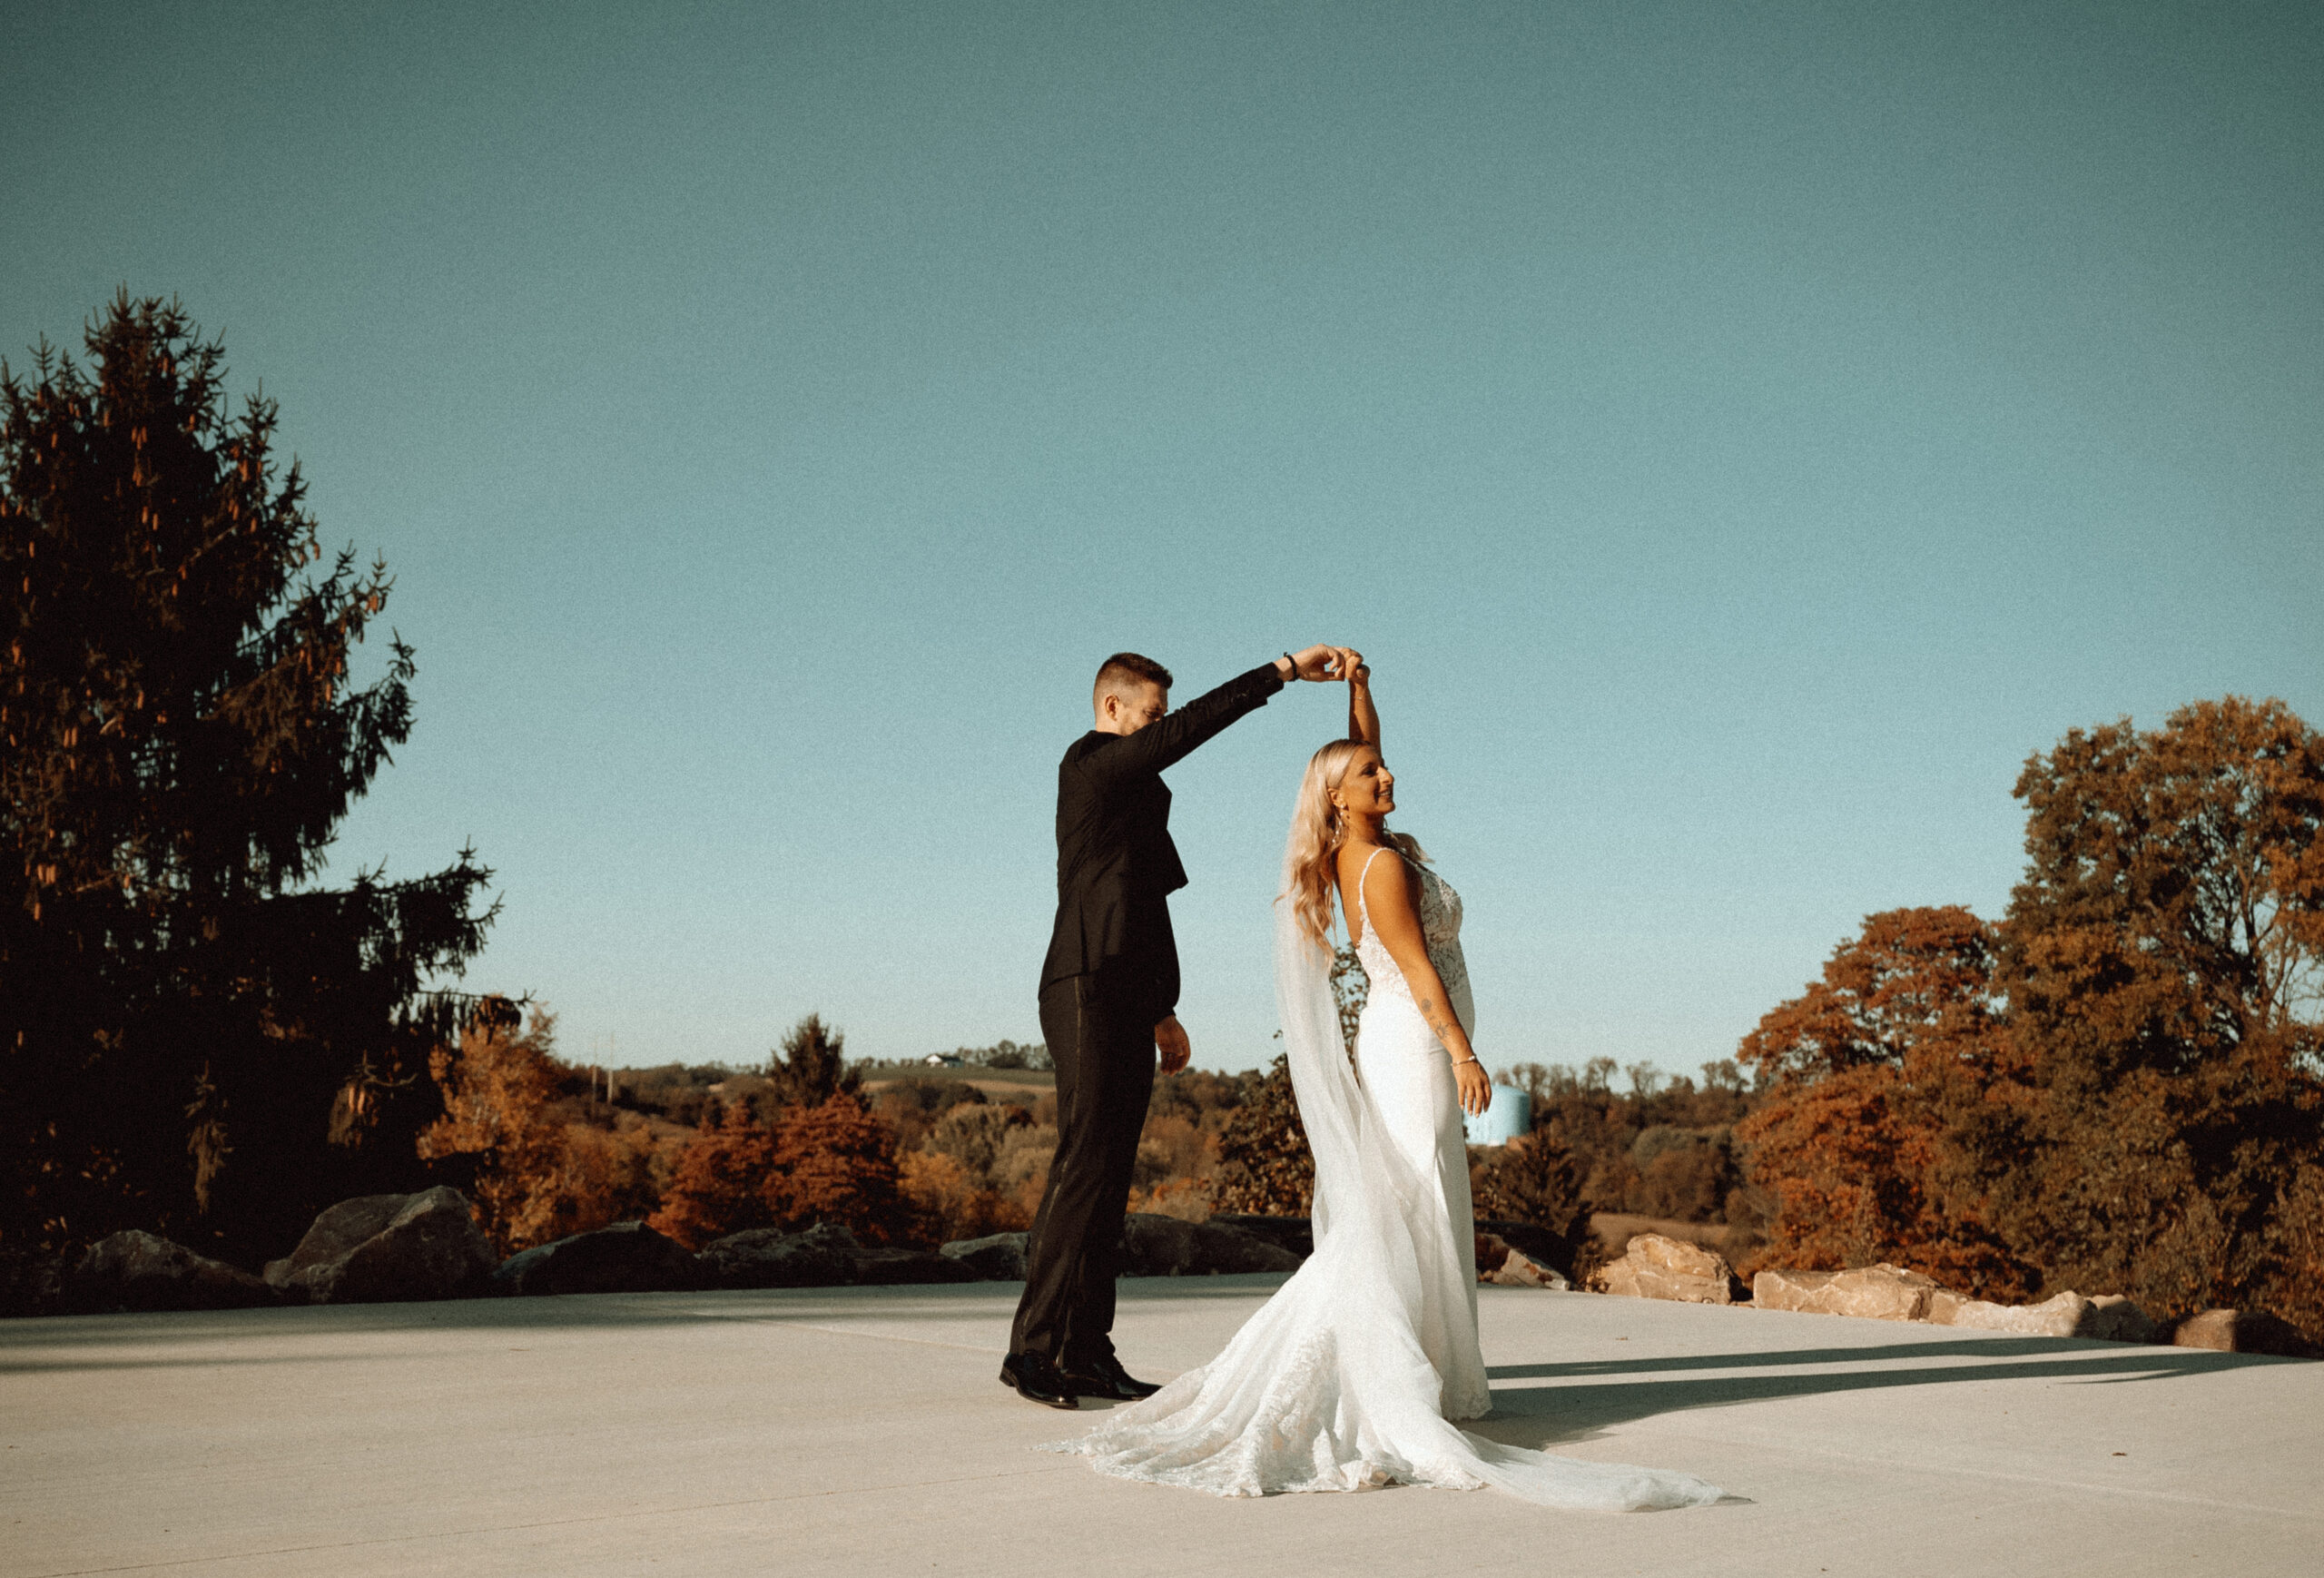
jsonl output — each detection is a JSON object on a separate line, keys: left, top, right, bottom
{"left": 1284, "top": 739, "right": 1426, "bottom": 948}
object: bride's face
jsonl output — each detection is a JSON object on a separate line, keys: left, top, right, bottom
{"left": 1335, "top": 747, "right": 1395, "bottom": 819}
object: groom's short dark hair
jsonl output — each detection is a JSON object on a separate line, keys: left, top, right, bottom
{"left": 1095, "top": 652, "right": 1173, "bottom": 697}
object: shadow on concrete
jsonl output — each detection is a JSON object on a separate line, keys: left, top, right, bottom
{"left": 1473, "top": 1340, "right": 2290, "bottom": 1451}
{"left": 0, "top": 1274, "right": 1295, "bottom": 1372}
{"left": 1485, "top": 1335, "right": 2293, "bottom": 1380}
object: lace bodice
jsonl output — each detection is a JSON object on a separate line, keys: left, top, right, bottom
{"left": 1353, "top": 847, "right": 1472, "bottom": 1031}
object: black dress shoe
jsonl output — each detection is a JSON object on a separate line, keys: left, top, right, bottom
{"left": 999, "top": 1351, "right": 1078, "bottom": 1410}
{"left": 1061, "top": 1356, "right": 1162, "bottom": 1401}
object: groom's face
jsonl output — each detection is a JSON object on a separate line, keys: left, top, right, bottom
{"left": 1098, "top": 681, "right": 1169, "bottom": 735}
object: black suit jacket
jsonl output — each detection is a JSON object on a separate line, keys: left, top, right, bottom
{"left": 1039, "top": 663, "right": 1287, "bottom": 1018}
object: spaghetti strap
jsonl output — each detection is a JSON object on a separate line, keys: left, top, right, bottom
{"left": 1352, "top": 845, "right": 1390, "bottom": 942}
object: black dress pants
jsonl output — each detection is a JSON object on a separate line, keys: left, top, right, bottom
{"left": 1009, "top": 972, "right": 1159, "bottom": 1368}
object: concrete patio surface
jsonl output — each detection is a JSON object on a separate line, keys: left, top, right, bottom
{"left": 4, "top": 1275, "right": 2318, "bottom": 1577}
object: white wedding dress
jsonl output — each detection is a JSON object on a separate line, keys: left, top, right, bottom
{"left": 1039, "top": 845, "right": 1723, "bottom": 1513}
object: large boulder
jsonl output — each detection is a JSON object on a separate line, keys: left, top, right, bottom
{"left": 1119, "top": 1213, "right": 1303, "bottom": 1277}
{"left": 1475, "top": 1218, "right": 1581, "bottom": 1281}
{"left": 696, "top": 1224, "right": 976, "bottom": 1288}
{"left": 940, "top": 1232, "right": 1029, "bottom": 1280}
{"left": 1935, "top": 1290, "right": 2154, "bottom": 1341}
{"left": 1205, "top": 1215, "right": 1315, "bottom": 1259}
{"left": 71, "top": 1231, "right": 279, "bottom": 1313}
{"left": 698, "top": 1224, "right": 858, "bottom": 1288}
{"left": 493, "top": 1222, "right": 705, "bottom": 1297}
{"left": 2083, "top": 1294, "right": 2160, "bottom": 1344}
{"left": 1935, "top": 1290, "right": 2095, "bottom": 1338}
{"left": 846, "top": 1247, "right": 980, "bottom": 1286}
{"left": 2171, "top": 1308, "right": 2319, "bottom": 1356}
{"left": 1755, "top": 1265, "right": 1944, "bottom": 1322}
{"left": 1476, "top": 1233, "right": 1570, "bottom": 1290}
{"left": 265, "top": 1188, "right": 498, "bottom": 1305}
{"left": 1591, "top": 1233, "right": 1735, "bottom": 1305}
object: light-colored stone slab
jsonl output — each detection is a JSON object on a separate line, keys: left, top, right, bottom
{"left": 1755, "top": 1264, "right": 1940, "bottom": 1321}
{"left": 1593, "top": 1232, "right": 1734, "bottom": 1304}
{"left": 1941, "top": 1290, "right": 2091, "bottom": 1337}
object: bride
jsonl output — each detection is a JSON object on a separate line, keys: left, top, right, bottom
{"left": 1040, "top": 658, "right": 1723, "bottom": 1513}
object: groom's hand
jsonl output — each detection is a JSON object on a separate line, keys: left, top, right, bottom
{"left": 1154, "top": 1015, "right": 1192, "bottom": 1075}
{"left": 1283, "top": 644, "right": 1353, "bottom": 683}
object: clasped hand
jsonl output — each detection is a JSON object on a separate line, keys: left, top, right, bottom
{"left": 1287, "top": 644, "right": 1363, "bottom": 684}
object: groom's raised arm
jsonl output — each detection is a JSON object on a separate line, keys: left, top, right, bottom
{"left": 1080, "top": 662, "right": 1287, "bottom": 784}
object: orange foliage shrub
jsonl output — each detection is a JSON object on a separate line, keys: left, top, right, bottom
{"left": 419, "top": 1007, "right": 567, "bottom": 1255}
{"left": 1132, "top": 1113, "right": 1215, "bottom": 1192}
{"left": 422, "top": 1005, "right": 696, "bottom": 1252}
{"left": 1736, "top": 906, "right": 2037, "bottom": 1299}
{"left": 769, "top": 1091, "right": 916, "bottom": 1246}
{"left": 992, "top": 1122, "right": 1058, "bottom": 1219}
{"left": 647, "top": 1103, "right": 779, "bottom": 1249}
{"left": 550, "top": 1120, "right": 666, "bottom": 1236}
{"left": 1126, "top": 1177, "right": 1212, "bottom": 1221}
{"left": 899, "top": 1150, "right": 1029, "bottom": 1242}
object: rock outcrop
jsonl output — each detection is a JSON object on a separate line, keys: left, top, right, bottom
{"left": 1204, "top": 1214, "right": 1315, "bottom": 1260}
{"left": 2171, "top": 1308, "right": 2318, "bottom": 1356}
{"left": 845, "top": 1247, "right": 979, "bottom": 1286}
{"left": 697, "top": 1224, "right": 973, "bottom": 1288}
{"left": 1475, "top": 1218, "right": 1581, "bottom": 1282}
{"left": 1931, "top": 1290, "right": 2152, "bottom": 1342}
{"left": 698, "top": 1225, "right": 857, "bottom": 1288}
{"left": 71, "top": 1231, "right": 279, "bottom": 1313}
{"left": 1929, "top": 1289, "right": 2091, "bottom": 1336}
{"left": 494, "top": 1222, "right": 705, "bottom": 1297}
{"left": 2083, "top": 1294, "right": 2160, "bottom": 1344}
{"left": 1118, "top": 1213, "right": 1304, "bottom": 1277}
{"left": 1476, "top": 1234, "right": 1570, "bottom": 1290}
{"left": 264, "top": 1188, "right": 498, "bottom": 1305}
{"left": 1754, "top": 1264, "right": 1943, "bottom": 1322}
{"left": 1591, "top": 1233, "right": 1735, "bottom": 1305}
{"left": 939, "top": 1231, "right": 1029, "bottom": 1280}
{"left": 1737, "top": 1278, "right": 2163, "bottom": 1343}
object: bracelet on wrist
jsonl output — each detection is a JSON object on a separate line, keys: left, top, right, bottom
{"left": 1282, "top": 651, "right": 1298, "bottom": 680}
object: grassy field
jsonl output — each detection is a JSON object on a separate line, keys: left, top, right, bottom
{"left": 854, "top": 1062, "right": 1055, "bottom": 1093}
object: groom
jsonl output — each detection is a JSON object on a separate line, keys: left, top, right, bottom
{"left": 1004, "top": 643, "right": 1353, "bottom": 1409}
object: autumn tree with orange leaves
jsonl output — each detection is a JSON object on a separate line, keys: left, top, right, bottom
{"left": 418, "top": 1002, "right": 566, "bottom": 1253}
{"left": 1984, "top": 696, "right": 2324, "bottom": 1327}
{"left": 1736, "top": 906, "right": 2036, "bottom": 1298}
{"left": 648, "top": 1102, "right": 781, "bottom": 1248}
{"left": 769, "top": 1091, "right": 913, "bottom": 1245}
{"left": 419, "top": 1002, "right": 667, "bottom": 1254}
{"left": 1739, "top": 697, "right": 2324, "bottom": 1335}
{"left": 649, "top": 1090, "right": 914, "bottom": 1248}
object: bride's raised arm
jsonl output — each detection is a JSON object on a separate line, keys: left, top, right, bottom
{"left": 1346, "top": 654, "right": 1377, "bottom": 746}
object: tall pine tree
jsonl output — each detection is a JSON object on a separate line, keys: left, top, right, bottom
{"left": 2, "top": 294, "right": 494, "bottom": 1270}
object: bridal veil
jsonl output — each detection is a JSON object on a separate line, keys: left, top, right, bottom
{"left": 1038, "top": 843, "right": 1725, "bottom": 1513}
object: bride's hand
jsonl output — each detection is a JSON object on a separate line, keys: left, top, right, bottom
{"left": 1154, "top": 1015, "right": 1192, "bottom": 1075}
{"left": 1453, "top": 1058, "right": 1492, "bottom": 1117}
{"left": 1287, "top": 644, "right": 1350, "bottom": 682}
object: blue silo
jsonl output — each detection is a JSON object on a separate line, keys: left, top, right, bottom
{"left": 1463, "top": 1083, "right": 1531, "bottom": 1147}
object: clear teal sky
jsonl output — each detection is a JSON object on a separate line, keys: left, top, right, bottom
{"left": 5, "top": 3, "right": 2319, "bottom": 1073}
